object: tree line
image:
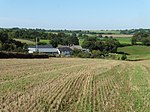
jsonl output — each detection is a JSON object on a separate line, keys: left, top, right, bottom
{"left": 0, "top": 31, "right": 27, "bottom": 52}
{"left": 0, "top": 28, "right": 79, "bottom": 47}
{"left": 132, "top": 31, "right": 150, "bottom": 46}
{"left": 82, "top": 36, "right": 120, "bottom": 52}
{"left": 120, "top": 29, "right": 150, "bottom": 35}
{"left": 49, "top": 32, "right": 79, "bottom": 47}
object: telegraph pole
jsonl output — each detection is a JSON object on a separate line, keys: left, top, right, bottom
{"left": 36, "top": 37, "right": 38, "bottom": 53}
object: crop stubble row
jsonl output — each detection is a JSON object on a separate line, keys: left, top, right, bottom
{"left": 0, "top": 59, "right": 150, "bottom": 112}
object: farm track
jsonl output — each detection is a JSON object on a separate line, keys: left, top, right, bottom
{"left": 0, "top": 58, "right": 150, "bottom": 112}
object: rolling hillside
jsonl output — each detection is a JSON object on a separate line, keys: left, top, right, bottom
{"left": 118, "top": 46, "right": 150, "bottom": 60}
{"left": 0, "top": 58, "right": 149, "bottom": 111}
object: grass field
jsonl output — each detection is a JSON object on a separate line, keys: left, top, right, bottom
{"left": 79, "top": 35, "right": 132, "bottom": 45}
{"left": 0, "top": 58, "right": 150, "bottom": 111}
{"left": 118, "top": 46, "right": 150, "bottom": 55}
{"left": 15, "top": 38, "right": 35, "bottom": 45}
{"left": 115, "top": 37, "right": 131, "bottom": 44}
{"left": 15, "top": 38, "right": 50, "bottom": 45}
{"left": 103, "top": 34, "right": 132, "bottom": 38}
{"left": 88, "top": 30, "right": 121, "bottom": 34}
{"left": 118, "top": 46, "right": 150, "bottom": 60}
{"left": 85, "top": 34, "right": 132, "bottom": 38}
{"left": 40, "top": 39, "right": 50, "bottom": 44}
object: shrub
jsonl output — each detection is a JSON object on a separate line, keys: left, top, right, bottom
{"left": 77, "top": 52, "right": 91, "bottom": 58}
{"left": 121, "top": 54, "right": 127, "bottom": 60}
{"left": 91, "top": 50, "right": 104, "bottom": 58}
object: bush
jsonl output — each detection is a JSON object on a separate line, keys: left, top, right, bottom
{"left": 77, "top": 52, "right": 91, "bottom": 58}
{"left": 121, "top": 54, "right": 127, "bottom": 60}
{"left": 73, "top": 49, "right": 81, "bottom": 57}
{"left": 91, "top": 50, "right": 104, "bottom": 58}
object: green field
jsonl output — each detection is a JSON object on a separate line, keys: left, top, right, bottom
{"left": 115, "top": 37, "right": 131, "bottom": 44}
{"left": 15, "top": 38, "right": 35, "bottom": 45}
{"left": 40, "top": 39, "right": 50, "bottom": 44}
{"left": 103, "top": 34, "right": 132, "bottom": 38}
{"left": 118, "top": 46, "right": 150, "bottom": 55}
{"left": 89, "top": 30, "right": 121, "bottom": 34}
{"left": 118, "top": 46, "right": 150, "bottom": 60}
{"left": 79, "top": 37, "right": 132, "bottom": 45}
{"left": 0, "top": 58, "right": 150, "bottom": 111}
{"left": 15, "top": 38, "right": 50, "bottom": 45}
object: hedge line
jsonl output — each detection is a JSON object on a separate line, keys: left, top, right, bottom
{"left": 0, "top": 52, "right": 49, "bottom": 59}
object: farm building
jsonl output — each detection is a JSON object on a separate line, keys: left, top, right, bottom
{"left": 70, "top": 45, "right": 82, "bottom": 50}
{"left": 28, "top": 45, "right": 60, "bottom": 55}
{"left": 70, "top": 45, "right": 90, "bottom": 53}
{"left": 58, "top": 46, "right": 73, "bottom": 56}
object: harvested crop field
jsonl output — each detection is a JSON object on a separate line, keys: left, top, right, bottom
{"left": 0, "top": 58, "right": 150, "bottom": 112}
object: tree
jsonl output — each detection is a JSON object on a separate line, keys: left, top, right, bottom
{"left": 82, "top": 36, "right": 120, "bottom": 53}
{"left": 104, "top": 38, "right": 120, "bottom": 53}
{"left": 71, "top": 33, "right": 79, "bottom": 45}
{"left": 78, "top": 33, "right": 82, "bottom": 37}
{"left": 83, "top": 34, "right": 89, "bottom": 38}
{"left": 132, "top": 31, "right": 150, "bottom": 45}
{"left": 95, "top": 40, "right": 104, "bottom": 51}
{"left": 142, "top": 37, "right": 150, "bottom": 46}
{"left": 71, "top": 33, "right": 77, "bottom": 37}
{"left": 131, "top": 37, "right": 136, "bottom": 45}
{"left": 82, "top": 37, "right": 97, "bottom": 50}
{"left": 0, "top": 30, "right": 28, "bottom": 52}
{"left": 0, "top": 42, "right": 2, "bottom": 50}
{"left": 50, "top": 39, "right": 58, "bottom": 48}
{"left": 0, "top": 31, "right": 9, "bottom": 43}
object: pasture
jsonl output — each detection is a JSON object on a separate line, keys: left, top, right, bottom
{"left": 0, "top": 58, "right": 150, "bottom": 111}
{"left": 118, "top": 46, "right": 150, "bottom": 60}
{"left": 89, "top": 30, "right": 121, "bottom": 34}
{"left": 103, "top": 34, "right": 132, "bottom": 38}
{"left": 14, "top": 38, "right": 35, "bottom": 45}
{"left": 115, "top": 37, "right": 131, "bottom": 44}
{"left": 40, "top": 39, "right": 50, "bottom": 44}
{"left": 79, "top": 34, "right": 132, "bottom": 45}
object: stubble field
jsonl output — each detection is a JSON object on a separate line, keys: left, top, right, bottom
{"left": 0, "top": 58, "right": 150, "bottom": 112}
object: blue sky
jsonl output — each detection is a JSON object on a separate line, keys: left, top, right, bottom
{"left": 0, "top": 0, "right": 150, "bottom": 30}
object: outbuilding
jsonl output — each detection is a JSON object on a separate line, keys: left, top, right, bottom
{"left": 28, "top": 45, "right": 60, "bottom": 55}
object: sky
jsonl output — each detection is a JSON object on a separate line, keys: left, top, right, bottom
{"left": 0, "top": 0, "right": 150, "bottom": 30}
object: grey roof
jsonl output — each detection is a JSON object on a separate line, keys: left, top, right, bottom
{"left": 70, "top": 45, "right": 82, "bottom": 50}
{"left": 28, "top": 47, "right": 59, "bottom": 53}
{"left": 58, "top": 47, "right": 73, "bottom": 52}
{"left": 38, "top": 48, "right": 58, "bottom": 53}
{"left": 29, "top": 45, "right": 53, "bottom": 48}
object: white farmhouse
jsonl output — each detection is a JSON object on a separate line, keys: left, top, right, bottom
{"left": 58, "top": 46, "right": 73, "bottom": 56}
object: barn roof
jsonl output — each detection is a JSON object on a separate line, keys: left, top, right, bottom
{"left": 38, "top": 48, "right": 59, "bottom": 53}
{"left": 70, "top": 45, "right": 82, "bottom": 50}
{"left": 58, "top": 46, "right": 73, "bottom": 52}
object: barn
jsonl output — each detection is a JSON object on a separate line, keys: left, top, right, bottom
{"left": 28, "top": 45, "right": 60, "bottom": 55}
